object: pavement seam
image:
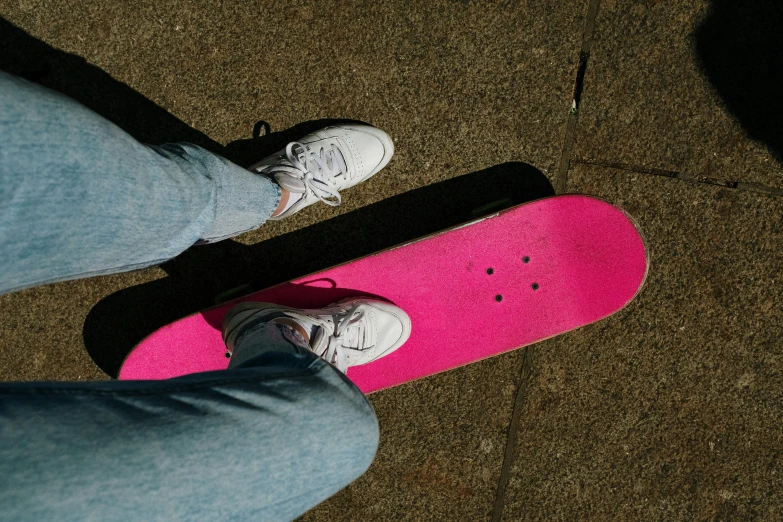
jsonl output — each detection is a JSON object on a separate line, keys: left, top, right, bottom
{"left": 572, "top": 158, "right": 783, "bottom": 196}
{"left": 554, "top": 0, "right": 601, "bottom": 194}
{"left": 491, "top": 2, "right": 603, "bottom": 518}
{"left": 490, "top": 347, "right": 533, "bottom": 522}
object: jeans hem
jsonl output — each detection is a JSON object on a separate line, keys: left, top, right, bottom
{"left": 0, "top": 257, "right": 172, "bottom": 296}
{"left": 0, "top": 360, "right": 327, "bottom": 397}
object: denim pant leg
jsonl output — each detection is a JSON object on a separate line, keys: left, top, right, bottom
{"left": 0, "top": 71, "right": 377, "bottom": 520}
{"left": 0, "top": 70, "right": 281, "bottom": 295}
{"left": 0, "top": 323, "right": 379, "bottom": 522}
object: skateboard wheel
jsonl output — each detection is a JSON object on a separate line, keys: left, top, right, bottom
{"left": 214, "top": 284, "right": 253, "bottom": 305}
{"left": 471, "top": 198, "right": 513, "bottom": 219}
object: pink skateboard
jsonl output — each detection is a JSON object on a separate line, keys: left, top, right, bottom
{"left": 119, "top": 195, "right": 648, "bottom": 393}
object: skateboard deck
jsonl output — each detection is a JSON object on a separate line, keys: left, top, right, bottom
{"left": 119, "top": 195, "right": 649, "bottom": 393}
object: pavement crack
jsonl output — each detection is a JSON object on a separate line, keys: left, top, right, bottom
{"left": 555, "top": 0, "right": 601, "bottom": 194}
{"left": 491, "top": 347, "right": 534, "bottom": 522}
{"left": 736, "top": 182, "right": 783, "bottom": 196}
{"left": 573, "top": 159, "right": 783, "bottom": 195}
{"left": 573, "top": 158, "right": 679, "bottom": 178}
{"left": 572, "top": 51, "right": 590, "bottom": 113}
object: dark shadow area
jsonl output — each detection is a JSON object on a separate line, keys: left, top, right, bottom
{"left": 0, "top": 17, "right": 357, "bottom": 168}
{"left": 0, "top": 18, "right": 554, "bottom": 376}
{"left": 85, "top": 163, "right": 554, "bottom": 377}
{"left": 696, "top": 0, "right": 783, "bottom": 164}
{"left": 201, "top": 281, "right": 392, "bottom": 335}
{"left": 0, "top": 17, "right": 220, "bottom": 152}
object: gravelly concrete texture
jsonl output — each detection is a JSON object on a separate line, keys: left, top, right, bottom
{"left": 302, "top": 352, "right": 526, "bottom": 522}
{"left": 1, "top": 0, "right": 782, "bottom": 520}
{"left": 572, "top": 0, "right": 783, "bottom": 191}
{"left": 0, "top": 1, "right": 584, "bottom": 520}
{"left": 501, "top": 164, "right": 783, "bottom": 521}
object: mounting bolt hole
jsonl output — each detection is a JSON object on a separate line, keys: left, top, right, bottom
{"left": 486, "top": 268, "right": 494, "bottom": 275}
{"left": 495, "top": 294, "right": 503, "bottom": 302}
{"left": 531, "top": 283, "right": 539, "bottom": 290}
{"left": 523, "top": 256, "right": 530, "bottom": 263}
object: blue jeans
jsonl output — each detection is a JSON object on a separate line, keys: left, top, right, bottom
{"left": 0, "top": 72, "right": 379, "bottom": 521}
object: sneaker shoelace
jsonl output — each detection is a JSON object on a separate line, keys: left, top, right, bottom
{"left": 309, "top": 304, "right": 367, "bottom": 372}
{"left": 258, "top": 141, "right": 349, "bottom": 206}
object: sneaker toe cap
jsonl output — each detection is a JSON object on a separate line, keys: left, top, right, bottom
{"left": 367, "top": 301, "right": 411, "bottom": 355}
{"left": 338, "top": 125, "right": 394, "bottom": 179}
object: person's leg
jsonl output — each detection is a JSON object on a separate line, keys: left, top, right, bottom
{"left": 0, "top": 71, "right": 395, "bottom": 296}
{"left": 0, "top": 322, "right": 379, "bottom": 522}
{"left": 0, "top": 71, "right": 400, "bottom": 520}
{"left": 0, "top": 70, "right": 281, "bottom": 295}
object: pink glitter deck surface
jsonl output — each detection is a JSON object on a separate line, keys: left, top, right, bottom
{"left": 120, "top": 195, "right": 648, "bottom": 393}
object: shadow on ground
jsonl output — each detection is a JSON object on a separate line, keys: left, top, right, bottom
{"left": 84, "top": 163, "right": 554, "bottom": 377}
{"left": 0, "top": 17, "right": 363, "bottom": 169}
{"left": 0, "top": 17, "right": 219, "bottom": 152}
{"left": 0, "top": 17, "right": 554, "bottom": 377}
{"left": 696, "top": 0, "right": 783, "bottom": 163}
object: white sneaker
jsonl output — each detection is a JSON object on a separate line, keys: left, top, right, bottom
{"left": 222, "top": 298, "right": 411, "bottom": 373}
{"left": 250, "top": 124, "right": 394, "bottom": 220}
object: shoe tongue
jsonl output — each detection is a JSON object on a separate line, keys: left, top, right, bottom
{"left": 306, "top": 146, "right": 347, "bottom": 178}
{"left": 274, "top": 172, "right": 307, "bottom": 194}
